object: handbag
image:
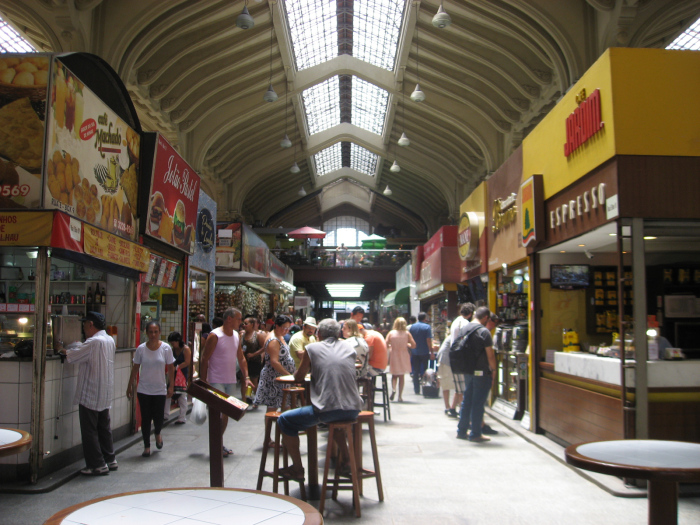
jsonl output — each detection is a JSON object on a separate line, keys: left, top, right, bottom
{"left": 174, "top": 367, "right": 187, "bottom": 392}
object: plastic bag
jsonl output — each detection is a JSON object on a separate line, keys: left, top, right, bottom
{"left": 192, "top": 398, "right": 207, "bottom": 425}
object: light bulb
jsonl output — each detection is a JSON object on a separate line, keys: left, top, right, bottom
{"left": 390, "top": 161, "right": 401, "bottom": 173}
{"left": 298, "top": 186, "right": 307, "bottom": 197}
{"left": 410, "top": 83, "right": 425, "bottom": 102}
{"left": 383, "top": 185, "right": 393, "bottom": 196}
{"left": 236, "top": 6, "right": 254, "bottom": 29}
{"left": 432, "top": 4, "right": 452, "bottom": 29}
{"left": 263, "top": 84, "right": 278, "bottom": 102}
{"left": 290, "top": 162, "right": 300, "bottom": 174}
{"left": 398, "top": 132, "right": 410, "bottom": 147}
{"left": 280, "top": 134, "right": 292, "bottom": 148}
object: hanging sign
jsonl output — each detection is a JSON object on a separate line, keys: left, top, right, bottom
{"left": 564, "top": 88, "right": 604, "bottom": 157}
{"left": 521, "top": 175, "right": 544, "bottom": 248}
{"left": 458, "top": 212, "right": 479, "bottom": 261}
{"left": 83, "top": 223, "right": 150, "bottom": 272}
{"left": 0, "top": 211, "right": 52, "bottom": 246}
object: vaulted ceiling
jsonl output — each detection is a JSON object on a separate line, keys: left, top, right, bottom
{"left": 4, "top": 0, "right": 699, "bottom": 239}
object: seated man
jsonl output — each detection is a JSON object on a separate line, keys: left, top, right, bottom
{"left": 277, "top": 318, "right": 363, "bottom": 480}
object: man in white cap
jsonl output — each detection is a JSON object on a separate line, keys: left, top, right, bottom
{"left": 288, "top": 316, "right": 317, "bottom": 368}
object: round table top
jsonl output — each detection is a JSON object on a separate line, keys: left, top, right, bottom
{"left": 276, "top": 374, "right": 311, "bottom": 384}
{"left": 565, "top": 439, "right": 700, "bottom": 482}
{"left": 44, "top": 487, "right": 322, "bottom": 525}
{"left": 0, "top": 427, "right": 32, "bottom": 458}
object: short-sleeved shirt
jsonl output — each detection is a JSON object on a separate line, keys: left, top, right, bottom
{"left": 288, "top": 331, "right": 316, "bottom": 368}
{"left": 134, "top": 342, "right": 175, "bottom": 395}
{"left": 364, "top": 330, "right": 388, "bottom": 370}
{"left": 456, "top": 323, "right": 494, "bottom": 374}
{"left": 409, "top": 321, "right": 433, "bottom": 355}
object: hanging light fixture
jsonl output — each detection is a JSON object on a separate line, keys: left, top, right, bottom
{"left": 290, "top": 104, "right": 300, "bottom": 172}
{"left": 263, "top": 1, "right": 277, "bottom": 102}
{"left": 280, "top": 81, "right": 292, "bottom": 147}
{"left": 432, "top": 3, "right": 452, "bottom": 29}
{"left": 398, "top": 88, "right": 410, "bottom": 146}
{"left": 290, "top": 162, "right": 300, "bottom": 174}
{"left": 298, "top": 186, "right": 307, "bottom": 196}
{"left": 398, "top": 132, "right": 410, "bottom": 147}
{"left": 390, "top": 160, "right": 401, "bottom": 173}
{"left": 383, "top": 185, "right": 393, "bottom": 196}
{"left": 411, "top": 19, "right": 426, "bottom": 102}
{"left": 236, "top": 0, "right": 254, "bottom": 29}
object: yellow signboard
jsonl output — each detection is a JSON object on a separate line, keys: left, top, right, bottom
{"left": 83, "top": 224, "right": 150, "bottom": 272}
{"left": 0, "top": 211, "right": 52, "bottom": 245}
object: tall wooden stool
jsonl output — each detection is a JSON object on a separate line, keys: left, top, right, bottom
{"left": 281, "top": 386, "right": 306, "bottom": 411}
{"left": 320, "top": 419, "right": 361, "bottom": 517}
{"left": 256, "top": 388, "right": 307, "bottom": 500}
{"left": 371, "top": 372, "right": 391, "bottom": 421}
{"left": 356, "top": 377, "right": 373, "bottom": 412}
{"left": 352, "top": 410, "right": 384, "bottom": 500}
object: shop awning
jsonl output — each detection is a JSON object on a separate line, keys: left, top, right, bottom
{"left": 383, "top": 287, "right": 410, "bottom": 307}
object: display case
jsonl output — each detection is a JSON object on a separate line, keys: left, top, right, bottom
{"left": 585, "top": 266, "right": 633, "bottom": 334}
{"left": 493, "top": 350, "right": 528, "bottom": 420}
{"left": 496, "top": 275, "right": 529, "bottom": 323}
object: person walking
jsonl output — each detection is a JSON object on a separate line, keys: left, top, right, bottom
{"left": 164, "top": 332, "right": 191, "bottom": 424}
{"left": 240, "top": 316, "right": 266, "bottom": 407}
{"left": 408, "top": 312, "right": 433, "bottom": 395}
{"left": 385, "top": 317, "right": 416, "bottom": 402}
{"left": 126, "top": 321, "right": 174, "bottom": 457}
{"left": 253, "top": 315, "right": 296, "bottom": 411}
{"left": 55, "top": 311, "right": 117, "bottom": 476}
{"left": 200, "top": 308, "right": 253, "bottom": 457}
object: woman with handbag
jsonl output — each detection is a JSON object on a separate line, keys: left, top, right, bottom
{"left": 165, "top": 332, "right": 191, "bottom": 424}
{"left": 127, "top": 321, "right": 174, "bottom": 457}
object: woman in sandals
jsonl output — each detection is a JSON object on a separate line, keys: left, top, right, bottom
{"left": 164, "top": 332, "right": 191, "bottom": 424}
{"left": 253, "top": 315, "right": 296, "bottom": 412}
{"left": 127, "top": 321, "right": 174, "bottom": 457}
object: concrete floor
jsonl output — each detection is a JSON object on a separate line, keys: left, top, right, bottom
{"left": 2, "top": 390, "right": 699, "bottom": 524}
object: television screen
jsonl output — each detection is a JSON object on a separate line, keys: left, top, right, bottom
{"left": 550, "top": 265, "right": 590, "bottom": 289}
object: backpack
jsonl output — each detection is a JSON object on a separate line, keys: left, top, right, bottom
{"left": 448, "top": 324, "right": 484, "bottom": 374}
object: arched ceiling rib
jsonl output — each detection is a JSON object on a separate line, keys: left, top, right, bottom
{"left": 4, "top": 0, "right": 699, "bottom": 238}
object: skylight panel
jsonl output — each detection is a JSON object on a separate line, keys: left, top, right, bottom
{"left": 314, "top": 143, "right": 343, "bottom": 176}
{"left": 350, "top": 143, "right": 377, "bottom": 176}
{"left": 0, "top": 17, "right": 36, "bottom": 52}
{"left": 286, "top": 0, "right": 337, "bottom": 70}
{"left": 352, "top": 0, "right": 403, "bottom": 70}
{"left": 667, "top": 17, "right": 700, "bottom": 50}
{"left": 303, "top": 77, "right": 340, "bottom": 135}
{"left": 352, "top": 76, "right": 388, "bottom": 135}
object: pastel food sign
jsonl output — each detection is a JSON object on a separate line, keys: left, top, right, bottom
{"left": 44, "top": 57, "right": 139, "bottom": 240}
{"left": 146, "top": 134, "right": 200, "bottom": 254}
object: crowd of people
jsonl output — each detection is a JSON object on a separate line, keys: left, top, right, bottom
{"left": 56, "top": 301, "right": 501, "bottom": 476}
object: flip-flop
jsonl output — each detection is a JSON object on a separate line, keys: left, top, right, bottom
{"left": 142, "top": 449, "right": 151, "bottom": 457}
{"left": 223, "top": 446, "right": 233, "bottom": 457}
{"left": 390, "top": 392, "right": 395, "bottom": 401}
{"left": 278, "top": 466, "right": 305, "bottom": 481}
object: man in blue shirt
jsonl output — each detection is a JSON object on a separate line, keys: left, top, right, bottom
{"left": 408, "top": 312, "right": 433, "bottom": 394}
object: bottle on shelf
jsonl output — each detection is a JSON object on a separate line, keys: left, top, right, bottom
{"left": 94, "top": 283, "right": 101, "bottom": 305}
{"left": 87, "top": 285, "right": 93, "bottom": 305}
{"left": 101, "top": 283, "right": 106, "bottom": 304}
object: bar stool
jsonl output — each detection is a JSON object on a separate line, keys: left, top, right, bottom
{"left": 352, "top": 410, "right": 384, "bottom": 500}
{"left": 256, "top": 388, "right": 307, "bottom": 500}
{"left": 356, "top": 377, "right": 373, "bottom": 412}
{"left": 371, "top": 372, "right": 391, "bottom": 421}
{"left": 320, "top": 419, "right": 361, "bottom": 517}
{"left": 281, "top": 386, "right": 306, "bottom": 412}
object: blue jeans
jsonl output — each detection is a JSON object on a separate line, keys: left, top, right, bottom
{"left": 456, "top": 373, "right": 492, "bottom": 438}
{"left": 278, "top": 405, "right": 360, "bottom": 437}
{"left": 410, "top": 354, "right": 429, "bottom": 393}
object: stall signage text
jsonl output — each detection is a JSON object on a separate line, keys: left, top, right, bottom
{"left": 83, "top": 224, "right": 150, "bottom": 272}
{"left": 550, "top": 183, "right": 607, "bottom": 229}
{"left": 458, "top": 211, "right": 479, "bottom": 261}
{"left": 564, "top": 88, "right": 604, "bottom": 157}
{"left": 492, "top": 193, "right": 517, "bottom": 234}
{"left": 196, "top": 208, "right": 214, "bottom": 253}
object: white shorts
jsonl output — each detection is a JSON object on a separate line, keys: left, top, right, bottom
{"left": 437, "top": 362, "right": 455, "bottom": 391}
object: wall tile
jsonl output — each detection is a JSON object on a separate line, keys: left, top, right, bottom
{"left": 44, "top": 379, "right": 56, "bottom": 420}
{"left": 18, "top": 383, "right": 32, "bottom": 424}
{"left": 43, "top": 417, "right": 55, "bottom": 457}
{"left": 0, "top": 362, "right": 19, "bottom": 383}
{"left": 19, "top": 361, "right": 32, "bottom": 384}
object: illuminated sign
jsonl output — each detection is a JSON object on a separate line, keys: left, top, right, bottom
{"left": 564, "top": 88, "right": 604, "bottom": 157}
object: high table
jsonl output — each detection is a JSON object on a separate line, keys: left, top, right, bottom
{"left": 275, "top": 374, "right": 319, "bottom": 499}
{"left": 0, "top": 427, "right": 32, "bottom": 458}
{"left": 43, "top": 488, "right": 323, "bottom": 525}
{"left": 565, "top": 439, "right": 700, "bottom": 525}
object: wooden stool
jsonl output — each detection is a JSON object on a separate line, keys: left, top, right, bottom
{"left": 371, "top": 372, "right": 391, "bottom": 422}
{"left": 352, "top": 410, "right": 384, "bottom": 501}
{"left": 356, "top": 377, "right": 373, "bottom": 412}
{"left": 320, "top": 419, "right": 361, "bottom": 517}
{"left": 281, "top": 386, "right": 306, "bottom": 411}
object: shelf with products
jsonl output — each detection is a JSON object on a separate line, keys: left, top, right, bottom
{"left": 586, "top": 266, "right": 633, "bottom": 334}
{"left": 49, "top": 280, "right": 106, "bottom": 310}
{"left": 496, "top": 268, "right": 530, "bottom": 323}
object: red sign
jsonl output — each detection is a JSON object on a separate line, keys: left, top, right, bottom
{"left": 423, "top": 225, "right": 457, "bottom": 259}
{"left": 564, "top": 88, "right": 604, "bottom": 157}
{"left": 146, "top": 134, "right": 200, "bottom": 254}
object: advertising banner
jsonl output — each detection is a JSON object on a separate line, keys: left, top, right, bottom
{"left": 0, "top": 211, "right": 52, "bottom": 246}
{"left": 143, "top": 253, "right": 180, "bottom": 289}
{"left": 44, "top": 57, "right": 139, "bottom": 240}
{"left": 242, "top": 223, "right": 269, "bottom": 277}
{"left": 189, "top": 189, "right": 216, "bottom": 273}
{"left": 83, "top": 223, "right": 150, "bottom": 272}
{"left": 145, "top": 133, "right": 200, "bottom": 254}
{"left": 215, "top": 222, "right": 242, "bottom": 270}
{"left": 0, "top": 53, "right": 51, "bottom": 210}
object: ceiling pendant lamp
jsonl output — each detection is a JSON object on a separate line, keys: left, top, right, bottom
{"left": 390, "top": 160, "right": 401, "bottom": 173}
{"left": 398, "top": 132, "right": 410, "bottom": 147}
{"left": 236, "top": 2, "right": 254, "bottom": 30}
{"left": 280, "top": 81, "right": 291, "bottom": 147}
{"left": 383, "top": 185, "right": 393, "bottom": 196}
{"left": 432, "top": 3, "right": 452, "bottom": 29}
{"left": 290, "top": 162, "right": 300, "bottom": 174}
{"left": 410, "top": 83, "right": 425, "bottom": 102}
{"left": 280, "top": 134, "right": 292, "bottom": 148}
{"left": 298, "top": 186, "right": 307, "bottom": 197}
{"left": 263, "top": 1, "right": 277, "bottom": 102}
{"left": 411, "top": 16, "right": 425, "bottom": 103}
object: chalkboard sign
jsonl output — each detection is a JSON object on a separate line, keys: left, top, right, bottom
{"left": 162, "top": 293, "right": 179, "bottom": 311}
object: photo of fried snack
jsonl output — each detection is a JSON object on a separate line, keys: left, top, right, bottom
{"left": 159, "top": 210, "right": 174, "bottom": 243}
{"left": 120, "top": 163, "right": 137, "bottom": 210}
{"left": 47, "top": 149, "right": 80, "bottom": 207}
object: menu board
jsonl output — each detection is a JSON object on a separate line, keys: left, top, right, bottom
{"left": 145, "top": 134, "right": 200, "bottom": 254}
{"left": 143, "top": 253, "right": 180, "bottom": 289}
{"left": 83, "top": 223, "right": 150, "bottom": 272}
{"left": 0, "top": 53, "right": 51, "bottom": 210}
{"left": 44, "top": 57, "right": 139, "bottom": 240}
{"left": 215, "top": 222, "right": 242, "bottom": 270}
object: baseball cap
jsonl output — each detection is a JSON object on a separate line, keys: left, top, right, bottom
{"left": 82, "top": 311, "right": 106, "bottom": 328}
{"left": 303, "top": 317, "right": 318, "bottom": 328}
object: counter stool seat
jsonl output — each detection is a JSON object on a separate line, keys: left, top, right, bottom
{"left": 372, "top": 372, "right": 391, "bottom": 421}
{"left": 353, "top": 410, "right": 384, "bottom": 501}
{"left": 320, "top": 419, "right": 361, "bottom": 517}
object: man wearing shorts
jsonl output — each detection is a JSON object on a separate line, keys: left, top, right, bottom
{"left": 277, "top": 319, "right": 363, "bottom": 480}
{"left": 200, "top": 307, "right": 253, "bottom": 457}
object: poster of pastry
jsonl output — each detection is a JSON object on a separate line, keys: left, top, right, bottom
{"left": 145, "top": 133, "right": 200, "bottom": 254}
{"left": 43, "top": 57, "right": 139, "bottom": 241}
{"left": 215, "top": 222, "right": 242, "bottom": 270}
{"left": 0, "top": 53, "right": 51, "bottom": 210}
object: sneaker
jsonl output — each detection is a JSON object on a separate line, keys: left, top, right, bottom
{"left": 107, "top": 460, "right": 118, "bottom": 471}
{"left": 446, "top": 408, "right": 459, "bottom": 418}
{"left": 482, "top": 424, "right": 499, "bottom": 435}
{"left": 80, "top": 465, "right": 109, "bottom": 476}
{"left": 456, "top": 433, "right": 469, "bottom": 440}
{"left": 469, "top": 435, "right": 491, "bottom": 443}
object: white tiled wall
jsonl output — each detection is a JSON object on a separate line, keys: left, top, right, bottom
{"left": 105, "top": 275, "right": 133, "bottom": 349}
{"left": 0, "top": 350, "right": 134, "bottom": 466}
{"left": 160, "top": 306, "right": 183, "bottom": 337}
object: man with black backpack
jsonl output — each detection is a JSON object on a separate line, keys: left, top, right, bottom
{"left": 450, "top": 307, "right": 497, "bottom": 442}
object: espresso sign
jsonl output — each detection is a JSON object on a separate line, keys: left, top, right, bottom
{"left": 146, "top": 134, "right": 200, "bottom": 254}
